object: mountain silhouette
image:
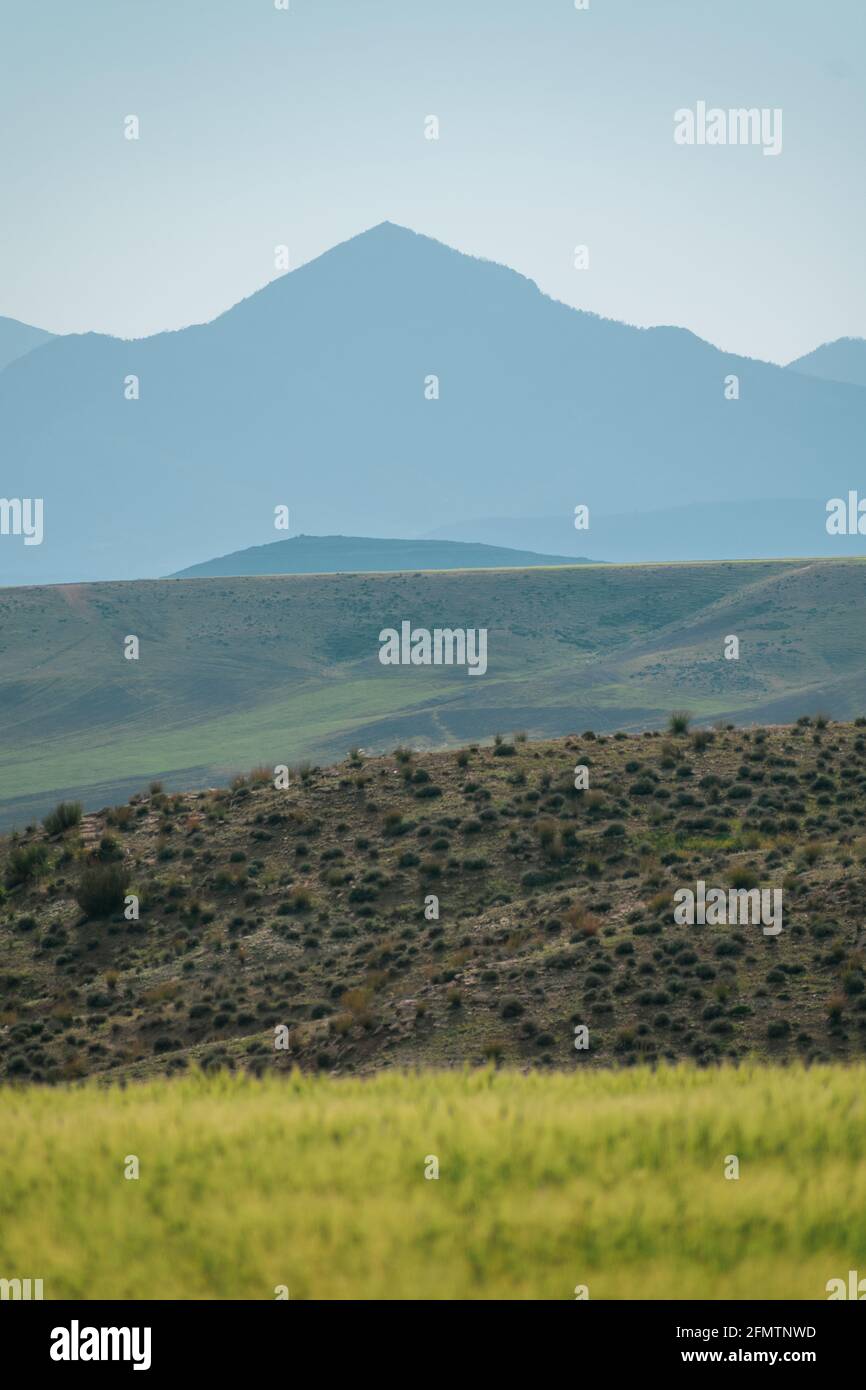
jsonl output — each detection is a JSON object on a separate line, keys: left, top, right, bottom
{"left": 787, "top": 337, "right": 866, "bottom": 389}
{"left": 0, "top": 314, "right": 55, "bottom": 373}
{"left": 1, "top": 222, "right": 864, "bottom": 585}
{"left": 170, "top": 532, "right": 587, "bottom": 578}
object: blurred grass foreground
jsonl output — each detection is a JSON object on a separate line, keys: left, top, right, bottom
{"left": 1, "top": 1062, "right": 864, "bottom": 1300}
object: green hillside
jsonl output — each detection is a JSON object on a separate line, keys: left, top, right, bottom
{"left": 2, "top": 558, "right": 866, "bottom": 826}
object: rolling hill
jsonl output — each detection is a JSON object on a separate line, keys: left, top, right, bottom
{"left": 3, "top": 717, "right": 866, "bottom": 1088}
{"left": 1, "top": 223, "right": 865, "bottom": 585}
{"left": 170, "top": 533, "right": 586, "bottom": 578}
{"left": 2, "top": 557, "right": 866, "bottom": 828}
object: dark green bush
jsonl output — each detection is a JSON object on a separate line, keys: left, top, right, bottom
{"left": 75, "top": 863, "right": 131, "bottom": 918}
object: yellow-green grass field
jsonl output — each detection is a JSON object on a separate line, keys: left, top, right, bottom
{"left": 1, "top": 1063, "right": 864, "bottom": 1300}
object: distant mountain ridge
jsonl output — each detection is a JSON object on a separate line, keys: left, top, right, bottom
{"left": 787, "top": 338, "right": 866, "bottom": 390}
{"left": 426, "top": 499, "right": 866, "bottom": 563}
{"left": 2, "top": 222, "right": 865, "bottom": 585}
{"left": 0, "top": 314, "right": 55, "bottom": 373}
{"left": 170, "top": 533, "right": 587, "bottom": 578}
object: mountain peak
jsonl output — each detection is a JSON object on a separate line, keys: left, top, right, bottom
{"left": 366, "top": 220, "right": 411, "bottom": 234}
{"left": 348, "top": 220, "right": 440, "bottom": 250}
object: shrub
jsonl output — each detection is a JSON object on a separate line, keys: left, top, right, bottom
{"left": 727, "top": 783, "right": 752, "bottom": 801}
{"left": 668, "top": 711, "right": 692, "bottom": 735}
{"left": 94, "top": 835, "right": 123, "bottom": 863}
{"left": 75, "top": 863, "right": 131, "bottom": 918}
{"left": 108, "top": 804, "right": 135, "bottom": 831}
{"left": 535, "top": 818, "right": 558, "bottom": 848}
{"left": 288, "top": 886, "right": 315, "bottom": 912}
{"left": 42, "top": 801, "right": 83, "bottom": 836}
{"left": 630, "top": 779, "right": 656, "bottom": 797}
{"left": 5, "top": 843, "right": 50, "bottom": 888}
{"left": 500, "top": 997, "right": 524, "bottom": 1019}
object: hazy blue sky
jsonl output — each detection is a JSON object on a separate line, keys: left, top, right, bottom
{"left": 1, "top": 0, "right": 863, "bottom": 362}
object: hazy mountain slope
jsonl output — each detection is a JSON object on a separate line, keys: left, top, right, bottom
{"left": 2, "top": 558, "right": 866, "bottom": 827}
{"left": 171, "top": 533, "right": 586, "bottom": 577}
{"left": 1, "top": 223, "right": 864, "bottom": 585}
{"left": 788, "top": 337, "right": 866, "bottom": 389}
{"left": 426, "top": 499, "right": 866, "bottom": 563}
{"left": 0, "top": 314, "right": 55, "bottom": 372}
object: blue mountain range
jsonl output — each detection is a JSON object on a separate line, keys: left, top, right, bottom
{"left": 1, "top": 222, "right": 864, "bottom": 584}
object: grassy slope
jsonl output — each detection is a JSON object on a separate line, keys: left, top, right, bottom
{"left": 1, "top": 1064, "right": 864, "bottom": 1299}
{"left": 3, "top": 558, "right": 866, "bottom": 825}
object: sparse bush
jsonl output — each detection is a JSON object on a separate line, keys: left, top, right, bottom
{"left": 5, "top": 843, "right": 50, "bottom": 888}
{"left": 108, "top": 805, "right": 135, "bottom": 831}
{"left": 668, "top": 711, "right": 692, "bottom": 735}
{"left": 42, "top": 801, "right": 83, "bottom": 836}
{"left": 288, "top": 886, "right": 314, "bottom": 913}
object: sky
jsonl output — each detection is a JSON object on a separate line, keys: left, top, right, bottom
{"left": 0, "top": 0, "right": 863, "bottom": 363}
